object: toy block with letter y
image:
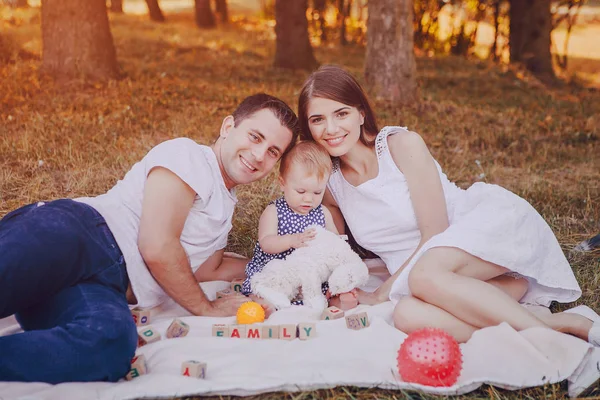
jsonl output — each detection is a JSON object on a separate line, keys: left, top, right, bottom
{"left": 131, "top": 307, "right": 151, "bottom": 326}
{"left": 231, "top": 278, "right": 244, "bottom": 293}
{"left": 321, "top": 306, "right": 345, "bottom": 320}
{"left": 345, "top": 312, "right": 370, "bottom": 330}
{"left": 298, "top": 322, "right": 317, "bottom": 340}
{"left": 125, "top": 354, "right": 147, "bottom": 380}
{"left": 212, "top": 324, "right": 230, "bottom": 337}
{"left": 137, "top": 326, "right": 161, "bottom": 347}
{"left": 181, "top": 360, "right": 207, "bottom": 379}
{"left": 166, "top": 318, "right": 190, "bottom": 339}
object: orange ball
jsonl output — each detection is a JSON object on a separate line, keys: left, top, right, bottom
{"left": 236, "top": 301, "right": 265, "bottom": 324}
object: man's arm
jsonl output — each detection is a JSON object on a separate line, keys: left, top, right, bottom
{"left": 138, "top": 167, "right": 246, "bottom": 316}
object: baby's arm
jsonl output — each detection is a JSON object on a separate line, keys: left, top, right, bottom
{"left": 258, "top": 204, "right": 315, "bottom": 254}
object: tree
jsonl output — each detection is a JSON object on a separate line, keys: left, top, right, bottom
{"left": 215, "top": 0, "right": 229, "bottom": 24}
{"left": 274, "top": 0, "right": 317, "bottom": 70}
{"left": 145, "top": 0, "right": 165, "bottom": 22}
{"left": 509, "top": 0, "right": 553, "bottom": 78}
{"left": 195, "top": 0, "right": 216, "bottom": 28}
{"left": 42, "top": 0, "right": 118, "bottom": 81}
{"left": 3, "top": 0, "right": 28, "bottom": 7}
{"left": 109, "top": 0, "right": 123, "bottom": 13}
{"left": 365, "top": 0, "right": 418, "bottom": 104}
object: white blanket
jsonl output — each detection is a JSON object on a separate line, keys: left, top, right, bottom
{"left": 0, "top": 278, "right": 595, "bottom": 400}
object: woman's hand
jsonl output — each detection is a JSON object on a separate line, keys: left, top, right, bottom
{"left": 354, "top": 288, "right": 387, "bottom": 306}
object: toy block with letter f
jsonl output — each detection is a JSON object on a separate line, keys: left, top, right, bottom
{"left": 131, "top": 307, "right": 151, "bottom": 326}
{"left": 125, "top": 354, "right": 147, "bottom": 380}
{"left": 181, "top": 360, "right": 206, "bottom": 378}
{"left": 212, "top": 324, "right": 230, "bottom": 337}
{"left": 137, "top": 326, "right": 161, "bottom": 347}
{"left": 321, "top": 306, "right": 345, "bottom": 320}
{"left": 166, "top": 318, "right": 190, "bottom": 339}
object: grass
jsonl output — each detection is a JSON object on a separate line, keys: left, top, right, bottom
{"left": 1, "top": 4, "right": 599, "bottom": 399}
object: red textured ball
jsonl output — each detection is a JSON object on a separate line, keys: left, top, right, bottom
{"left": 397, "top": 328, "right": 463, "bottom": 387}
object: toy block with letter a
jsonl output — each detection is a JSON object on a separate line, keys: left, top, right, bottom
{"left": 216, "top": 288, "right": 233, "bottom": 299}
{"left": 246, "top": 326, "right": 262, "bottom": 339}
{"left": 261, "top": 325, "right": 279, "bottom": 339}
{"left": 298, "top": 322, "right": 317, "bottom": 340}
{"left": 212, "top": 324, "right": 229, "bottom": 337}
{"left": 137, "top": 326, "right": 161, "bottom": 347}
{"left": 131, "top": 307, "right": 151, "bottom": 326}
{"left": 279, "top": 324, "right": 296, "bottom": 340}
{"left": 231, "top": 279, "right": 244, "bottom": 293}
{"left": 229, "top": 324, "right": 247, "bottom": 338}
{"left": 345, "top": 312, "right": 370, "bottom": 330}
{"left": 321, "top": 306, "right": 345, "bottom": 320}
{"left": 125, "top": 354, "right": 147, "bottom": 380}
{"left": 181, "top": 360, "right": 206, "bottom": 379}
{"left": 166, "top": 318, "right": 190, "bottom": 339}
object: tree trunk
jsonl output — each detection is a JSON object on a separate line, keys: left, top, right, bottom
{"left": 109, "top": 0, "right": 123, "bottom": 13}
{"left": 42, "top": 0, "right": 118, "bottom": 81}
{"left": 365, "top": 0, "right": 418, "bottom": 104}
{"left": 509, "top": 0, "right": 554, "bottom": 78}
{"left": 195, "top": 0, "right": 216, "bottom": 28}
{"left": 337, "top": 0, "right": 347, "bottom": 45}
{"left": 145, "top": 0, "right": 165, "bottom": 22}
{"left": 215, "top": 0, "right": 229, "bottom": 24}
{"left": 274, "top": 0, "right": 317, "bottom": 70}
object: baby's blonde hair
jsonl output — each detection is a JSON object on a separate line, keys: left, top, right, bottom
{"left": 279, "top": 141, "right": 332, "bottom": 181}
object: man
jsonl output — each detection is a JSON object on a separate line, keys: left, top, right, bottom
{"left": 0, "top": 93, "right": 298, "bottom": 383}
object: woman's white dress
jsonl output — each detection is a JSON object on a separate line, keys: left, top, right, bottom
{"left": 327, "top": 126, "right": 581, "bottom": 306}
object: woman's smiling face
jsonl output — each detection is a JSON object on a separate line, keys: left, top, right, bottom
{"left": 306, "top": 97, "right": 365, "bottom": 157}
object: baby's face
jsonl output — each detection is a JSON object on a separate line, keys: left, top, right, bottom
{"left": 280, "top": 165, "right": 329, "bottom": 215}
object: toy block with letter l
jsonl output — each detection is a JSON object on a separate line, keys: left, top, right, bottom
{"left": 181, "top": 360, "right": 206, "bottom": 378}
{"left": 321, "top": 306, "right": 345, "bottom": 320}
{"left": 137, "top": 326, "right": 161, "bottom": 347}
{"left": 166, "top": 318, "right": 190, "bottom": 339}
{"left": 279, "top": 324, "right": 297, "bottom": 340}
{"left": 125, "top": 354, "right": 147, "bottom": 380}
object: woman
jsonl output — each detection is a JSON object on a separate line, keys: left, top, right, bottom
{"left": 297, "top": 65, "right": 599, "bottom": 347}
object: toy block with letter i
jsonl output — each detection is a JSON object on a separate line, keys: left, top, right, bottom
{"left": 216, "top": 288, "right": 233, "bottom": 299}
{"left": 261, "top": 325, "right": 279, "bottom": 339}
{"left": 166, "top": 318, "right": 190, "bottom": 339}
{"left": 125, "top": 354, "right": 147, "bottom": 380}
{"left": 279, "top": 324, "right": 296, "bottom": 341}
{"left": 298, "top": 322, "right": 317, "bottom": 340}
{"left": 212, "top": 324, "right": 230, "bottom": 337}
{"left": 246, "top": 326, "right": 262, "bottom": 339}
{"left": 181, "top": 360, "right": 206, "bottom": 379}
{"left": 231, "top": 278, "right": 244, "bottom": 293}
{"left": 229, "top": 324, "right": 246, "bottom": 338}
{"left": 345, "top": 312, "right": 370, "bottom": 330}
{"left": 137, "top": 326, "right": 161, "bottom": 347}
{"left": 131, "top": 307, "right": 151, "bottom": 326}
{"left": 321, "top": 306, "right": 345, "bottom": 320}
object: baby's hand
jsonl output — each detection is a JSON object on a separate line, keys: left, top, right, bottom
{"left": 248, "top": 294, "right": 276, "bottom": 318}
{"left": 289, "top": 228, "right": 316, "bottom": 249}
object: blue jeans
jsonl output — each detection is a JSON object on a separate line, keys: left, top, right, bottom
{"left": 0, "top": 199, "right": 138, "bottom": 383}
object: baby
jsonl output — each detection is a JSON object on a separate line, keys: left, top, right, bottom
{"left": 241, "top": 141, "right": 338, "bottom": 306}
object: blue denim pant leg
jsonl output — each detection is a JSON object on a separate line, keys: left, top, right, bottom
{"left": 0, "top": 199, "right": 138, "bottom": 383}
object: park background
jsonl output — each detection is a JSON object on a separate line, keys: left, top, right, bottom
{"left": 0, "top": 0, "right": 599, "bottom": 398}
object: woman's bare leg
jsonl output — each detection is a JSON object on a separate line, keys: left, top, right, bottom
{"left": 408, "top": 247, "right": 548, "bottom": 331}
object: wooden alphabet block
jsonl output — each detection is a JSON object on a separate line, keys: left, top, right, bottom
{"left": 166, "top": 318, "right": 190, "bottom": 339}
{"left": 137, "top": 326, "right": 161, "bottom": 347}
{"left": 212, "top": 324, "right": 230, "bottom": 337}
{"left": 125, "top": 354, "right": 147, "bottom": 380}
{"left": 279, "top": 324, "right": 296, "bottom": 340}
{"left": 321, "top": 306, "right": 345, "bottom": 320}
{"left": 261, "top": 325, "right": 279, "bottom": 339}
{"left": 131, "top": 307, "right": 151, "bottom": 326}
{"left": 229, "top": 324, "right": 247, "bottom": 338}
{"left": 181, "top": 360, "right": 206, "bottom": 379}
{"left": 345, "top": 312, "right": 370, "bottom": 330}
{"left": 245, "top": 326, "right": 262, "bottom": 339}
{"left": 231, "top": 278, "right": 244, "bottom": 293}
{"left": 216, "top": 288, "right": 233, "bottom": 299}
{"left": 298, "top": 322, "right": 317, "bottom": 340}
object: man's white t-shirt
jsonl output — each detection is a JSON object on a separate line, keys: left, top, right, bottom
{"left": 76, "top": 138, "right": 237, "bottom": 308}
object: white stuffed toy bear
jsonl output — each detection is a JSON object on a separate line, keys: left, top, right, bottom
{"left": 249, "top": 225, "right": 369, "bottom": 311}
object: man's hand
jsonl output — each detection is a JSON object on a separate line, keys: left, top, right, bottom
{"left": 288, "top": 228, "right": 316, "bottom": 249}
{"left": 202, "top": 294, "right": 250, "bottom": 317}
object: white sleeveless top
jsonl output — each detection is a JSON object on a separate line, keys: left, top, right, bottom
{"left": 327, "top": 126, "right": 464, "bottom": 275}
